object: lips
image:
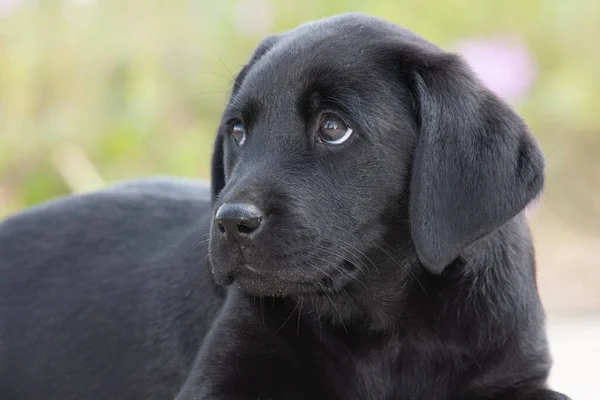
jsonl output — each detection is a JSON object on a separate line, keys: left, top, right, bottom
{"left": 211, "top": 255, "right": 360, "bottom": 300}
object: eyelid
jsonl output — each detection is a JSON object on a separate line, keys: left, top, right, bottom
{"left": 226, "top": 117, "right": 243, "bottom": 126}
{"left": 219, "top": 118, "right": 243, "bottom": 138}
{"left": 319, "top": 110, "right": 345, "bottom": 121}
{"left": 223, "top": 118, "right": 247, "bottom": 134}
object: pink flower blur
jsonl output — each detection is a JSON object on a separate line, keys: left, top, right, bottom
{"left": 455, "top": 36, "right": 537, "bottom": 104}
{"left": 0, "top": 0, "right": 22, "bottom": 16}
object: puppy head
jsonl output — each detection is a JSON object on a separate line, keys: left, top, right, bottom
{"left": 208, "top": 13, "right": 544, "bottom": 298}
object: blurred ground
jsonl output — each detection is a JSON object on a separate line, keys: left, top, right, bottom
{"left": 548, "top": 314, "right": 600, "bottom": 399}
{"left": 532, "top": 214, "right": 600, "bottom": 398}
{"left": 532, "top": 215, "right": 600, "bottom": 313}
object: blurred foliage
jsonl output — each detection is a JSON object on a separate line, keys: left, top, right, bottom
{"left": 0, "top": 0, "right": 599, "bottom": 233}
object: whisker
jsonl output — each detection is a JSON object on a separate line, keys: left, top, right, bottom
{"left": 313, "top": 242, "right": 371, "bottom": 274}
{"left": 276, "top": 300, "right": 299, "bottom": 334}
{"left": 218, "top": 56, "right": 255, "bottom": 101}
{"left": 377, "top": 244, "right": 428, "bottom": 296}
{"left": 310, "top": 243, "right": 375, "bottom": 291}
{"left": 306, "top": 263, "right": 349, "bottom": 337}
{"left": 218, "top": 56, "right": 237, "bottom": 81}
{"left": 318, "top": 298, "right": 322, "bottom": 341}
{"left": 311, "top": 252, "right": 370, "bottom": 293}
{"left": 296, "top": 297, "right": 303, "bottom": 335}
{"left": 324, "top": 291, "right": 348, "bottom": 337}
{"left": 324, "top": 226, "right": 381, "bottom": 276}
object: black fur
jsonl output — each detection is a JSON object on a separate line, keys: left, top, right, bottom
{"left": 0, "top": 13, "right": 569, "bottom": 400}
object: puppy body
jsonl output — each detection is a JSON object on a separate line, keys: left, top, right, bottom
{"left": 0, "top": 14, "right": 570, "bottom": 400}
{"left": 0, "top": 178, "right": 219, "bottom": 399}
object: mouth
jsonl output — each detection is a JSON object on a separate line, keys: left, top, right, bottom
{"left": 213, "top": 259, "right": 359, "bottom": 298}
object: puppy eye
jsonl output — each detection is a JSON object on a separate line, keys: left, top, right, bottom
{"left": 318, "top": 115, "right": 353, "bottom": 144}
{"left": 230, "top": 121, "right": 247, "bottom": 146}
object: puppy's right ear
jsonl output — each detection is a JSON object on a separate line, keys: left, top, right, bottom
{"left": 210, "top": 35, "right": 281, "bottom": 204}
{"left": 406, "top": 51, "right": 544, "bottom": 274}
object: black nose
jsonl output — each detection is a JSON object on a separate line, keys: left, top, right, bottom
{"left": 215, "top": 203, "right": 264, "bottom": 240}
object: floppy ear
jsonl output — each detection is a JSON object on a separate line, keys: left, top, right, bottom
{"left": 210, "top": 35, "right": 281, "bottom": 203}
{"left": 408, "top": 53, "right": 545, "bottom": 273}
{"left": 210, "top": 134, "right": 226, "bottom": 204}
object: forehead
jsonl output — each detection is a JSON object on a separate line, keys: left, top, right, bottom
{"left": 229, "top": 32, "right": 395, "bottom": 121}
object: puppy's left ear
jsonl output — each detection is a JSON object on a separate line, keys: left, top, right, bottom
{"left": 408, "top": 52, "right": 544, "bottom": 273}
{"left": 210, "top": 35, "right": 281, "bottom": 204}
{"left": 210, "top": 134, "right": 225, "bottom": 204}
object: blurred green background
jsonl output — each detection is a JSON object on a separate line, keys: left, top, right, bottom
{"left": 1, "top": 0, "right": 599, "bottom": 312}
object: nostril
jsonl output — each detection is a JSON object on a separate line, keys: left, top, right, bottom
{"left": 225, "top": 271, "right": 236, "bottom": 285}
{"left": 237, "top": 223, "right": 256, "bottom": 234}
{"left": 236, "top": 215, "right": 261, "bottom": 235}
{"left": 217, "top": 223, "right": 226, "bottom": 234}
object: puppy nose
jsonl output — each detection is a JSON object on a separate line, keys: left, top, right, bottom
{"left": 215, "top": 203, "right": 263, "bottom": 240}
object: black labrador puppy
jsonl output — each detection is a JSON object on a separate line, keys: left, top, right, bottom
{"left": 0, "top": 13, "right": 570, "bottom": 400}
